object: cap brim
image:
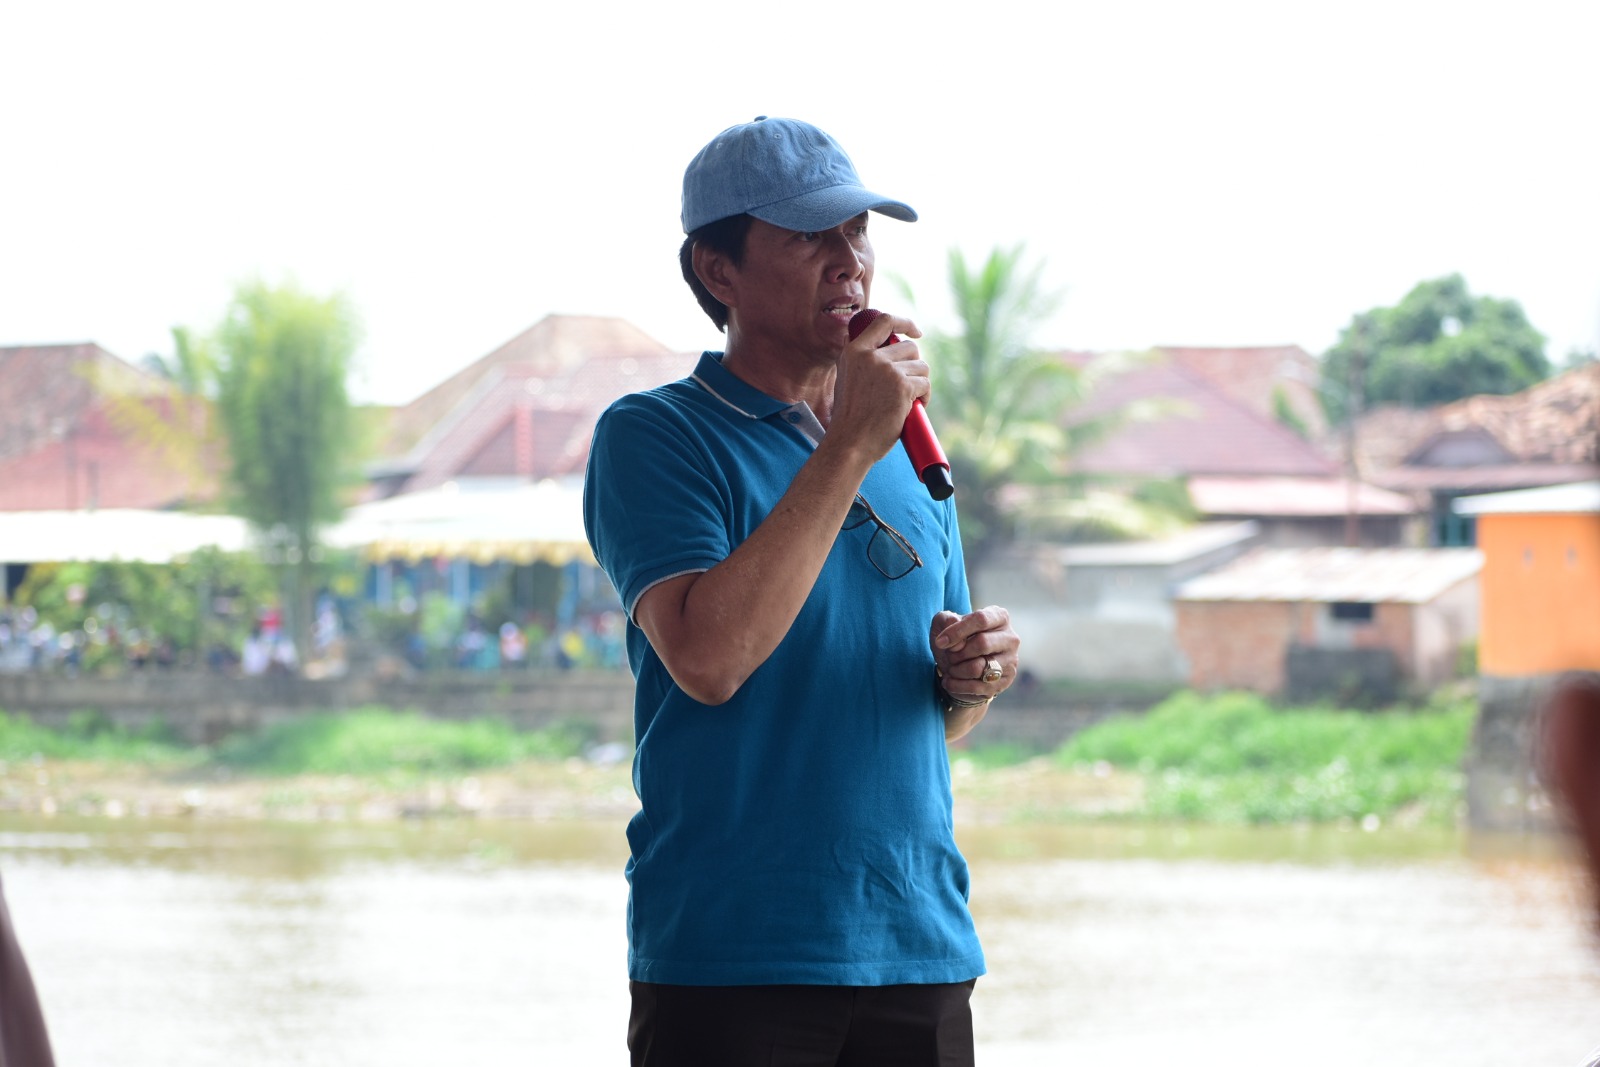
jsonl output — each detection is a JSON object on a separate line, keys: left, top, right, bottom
{"left": 748, "top": 185, "right": 917, "bottom": 232}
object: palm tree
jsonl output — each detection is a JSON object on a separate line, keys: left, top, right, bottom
{"left": 104, "top": 326, "right": 218, "bottom": 501}
{"left": 906, "top": 245, "right": 1190, "bottom": 572}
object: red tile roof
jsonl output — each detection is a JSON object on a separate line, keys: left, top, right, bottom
{"left": 1355, "top": 362, "right": 1600, "bottom": 490}
{"left": 0, "top": 343, "right": 218, "bottom": 511}
{"left": 0, "top": 397, "right": 217, "bottom": 511}
{"left": 0, "top": 342, "right": 162, "bottom": 462}
{"left": 1068, "top": 356, "right": 1339, "bottom": 478}
{"left": 1158, "top": 345, "right": 1327, "bottom": 440}
{"left": 371, "top": 315, "right": 689, "bottom": 496}
{"left": 382, "top": 315, "right": 677, "bottom": 458}
{"left": 1362, "top": 362, "right": 1600, "bottom": 467}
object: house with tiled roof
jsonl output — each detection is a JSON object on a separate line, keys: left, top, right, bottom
{"left": 1174, "top": 545, "right": 1482, "bottom": 702}
{"left": 367, "top": 315, "right": 689, "bottom": 499}
{"left": 1354, "top": 362, "right": 1600, "bottom": 545}
{"left": 0, "top": 343, "right": 215, "bottom": 511}
{"left": 1066, "top": 348, "right": 1419, "bottom": 547}
{"left": 1159, "top": 344, "right": 1328, "bottom": 441}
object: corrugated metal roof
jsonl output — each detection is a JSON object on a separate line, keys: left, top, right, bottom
{"left": 1189, "top": 475, "right": 1417, "bottom": 517}
{"left": 1372, "top": 462, "right": 1598, "bottom": 493}
{"left": 1175, "top": 546, "right": 1482, "bottom": 604}
{"left": 1058, "top": 521, "right": 1259, "bottom": 566}
{"left": 1454, "top": 481, "right": 1600, "bottom": 516}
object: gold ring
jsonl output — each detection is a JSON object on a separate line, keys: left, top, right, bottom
{"left": 982, "top": 657, "right": 1003, "bottom": 683}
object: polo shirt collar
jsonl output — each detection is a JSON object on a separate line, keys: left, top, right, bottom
{"left": 690, "top": 352, "right": 794, "bottom": 421}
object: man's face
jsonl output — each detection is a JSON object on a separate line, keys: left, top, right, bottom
{"left": 722, "top": 213, "right": 875, "bottom": 360}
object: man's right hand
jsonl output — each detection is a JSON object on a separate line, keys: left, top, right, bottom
{"left": 828, "top": 311, "right": 928, "bottom": 458}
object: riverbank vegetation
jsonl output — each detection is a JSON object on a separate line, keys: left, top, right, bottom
{"left": 1049, "top": 689, "right": 1474, "bottom": 825}
{"left": 0, "top": 689, "right": 1476, "bottom": 826}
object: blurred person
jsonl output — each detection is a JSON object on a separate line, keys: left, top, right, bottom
{"left": 0, "top": 872, "right": 56, "bottom": 1066}
{"left": 498, "top": 621, "right": 527, "bottom": 669}
{"left": 1542, "top": 672, "right": 1600, "bottom": 915}
{"left": 584, "top": 117, "right": 1020, "bottom": 1067}
{"left": 313, "top": 592, "right": 341, "bottom": 656}
{"left": 241, "top": 626, "right": 270, "bottom": 677}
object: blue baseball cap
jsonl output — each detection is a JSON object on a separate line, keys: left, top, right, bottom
{"left": 681, "top": 116, "right": 917, "bottom": 235}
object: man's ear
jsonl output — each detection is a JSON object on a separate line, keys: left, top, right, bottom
{"left": 692, "top": 243, "right": 739, "bottom": 310}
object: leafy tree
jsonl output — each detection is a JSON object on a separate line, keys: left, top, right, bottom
{"left": 903, "top": 245, "right": 1173, "bottom": 570}
{"left": 1321, "top": 274, "right": 1549, "bottom": 422}
{"left": 209, "top": 280, "right": 362, "bottom": 662}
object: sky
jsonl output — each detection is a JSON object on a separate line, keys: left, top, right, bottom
{"left": 3, "top": 0, "right": 1597, "bottom": 406}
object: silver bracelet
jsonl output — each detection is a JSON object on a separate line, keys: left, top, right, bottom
{"left": 934, "top": 667, "right": 992, "bottom": 709}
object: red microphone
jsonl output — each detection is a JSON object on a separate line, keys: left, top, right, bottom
{"left": 848, "top": 309, "right": 955, "bottom": 501}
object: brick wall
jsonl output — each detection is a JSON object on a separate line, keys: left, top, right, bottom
{"left": 1174, "top": 601, "right": 1295, "bottom": 693}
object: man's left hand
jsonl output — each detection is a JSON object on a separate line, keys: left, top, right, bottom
{"left": 930, "top": 606, "right": 1021, "bottom": 704}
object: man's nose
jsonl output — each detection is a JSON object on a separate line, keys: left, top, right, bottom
{"left": 824, "top": 233, "right": 866, "bottom": 280}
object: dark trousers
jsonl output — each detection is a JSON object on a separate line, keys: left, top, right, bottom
{"left": 628, "top": 980, "right": 976, "bottom": 1067}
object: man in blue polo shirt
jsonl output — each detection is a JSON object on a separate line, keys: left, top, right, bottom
{"left": 583, "top": 116, "right": 1022, "bottom": 1067}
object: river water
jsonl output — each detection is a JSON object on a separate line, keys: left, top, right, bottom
{"left": 3, "top": 815, "right": 1598, "bottom": 1066}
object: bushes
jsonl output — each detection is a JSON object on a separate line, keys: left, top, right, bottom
{"left": 0, "top": 710, "right": 189, "bottom": 764}
{"left": 1055, "top": 690, "right": 1475, "bottom": 824}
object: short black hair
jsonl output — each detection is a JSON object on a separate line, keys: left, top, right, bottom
{"left": 679, "top": 213, "right": 754, "bottom": 332}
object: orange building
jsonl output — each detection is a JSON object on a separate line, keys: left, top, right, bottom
{"left": 1456, "top": 482, "right": 1600, "bottom": 677}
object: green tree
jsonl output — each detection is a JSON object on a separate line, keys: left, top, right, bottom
{"left": 1321, "top": 274, "right": 1549, "bottom": 422}
{"left": 904, "top": 246, "right": 1170, "bottom": 570}
{"left": 209, "top": 280, "right": 362, "bottom": 663}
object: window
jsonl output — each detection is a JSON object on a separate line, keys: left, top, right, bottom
{"left": 1329, "top": 601, "right": 1375, "bottom": 623}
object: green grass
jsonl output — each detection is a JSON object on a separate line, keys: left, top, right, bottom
{"left": 951, "top": 742, "right": 1045, "bottom": 771}
{"left": 0, "top": 710, "right": 192, "bottom": 764}
{"left": 1054, "top": 689, "right": 1476, "bottom": 825}
{"left": 212, "top": 707, "right": 595, "bottom": 775}
{"left": 0, "top": 705, "right": 599, "bottom": 777}
{"left": 0, "top": 694, "right": 1480, "bottom": 827}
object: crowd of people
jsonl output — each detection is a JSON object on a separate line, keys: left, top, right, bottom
{"left": 0, "top": 606, "right": 179, "bottom": 675}
{"left": 0, "top": 592, "right": 631, "bottom": 678}
{"left": 391, "top": 609, "right": 627, "bottom": 673}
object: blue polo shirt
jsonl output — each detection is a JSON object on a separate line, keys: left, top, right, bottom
{"left": 583, "top": 352, "right": 985, "bottom": 987}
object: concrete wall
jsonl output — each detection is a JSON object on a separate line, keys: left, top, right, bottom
{"left": 979, "top": 551, "right": 1184, "bottom": 683}
{"left": 1467, "top": 674, "right": 1561, "bottom": 832}
{"left": 0, "top": 669, "right": 638, "bottom": 745}
{"left": 975, "top": 529, "right": 1255, "bottom": 684}
{"left": 1412, "top": 578, "right": 1480, "bottom": 689}
{"left": 0, "top": 669, "right": 1128, "bottom": 752}
{"left": 1284, "top": 645, "right": 1401, "bottom": 705}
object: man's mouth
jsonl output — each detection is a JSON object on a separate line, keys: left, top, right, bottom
{"left": 825, "top": 302, "right": 860, "bottom": 318}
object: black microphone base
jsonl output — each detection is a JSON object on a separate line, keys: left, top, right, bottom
{"left": 920, "top": 466, "right": 955, "bottom": 501}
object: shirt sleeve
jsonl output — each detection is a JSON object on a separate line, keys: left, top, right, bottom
{"left": 583, "top": 396, "right": 733, "bottom": 620}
